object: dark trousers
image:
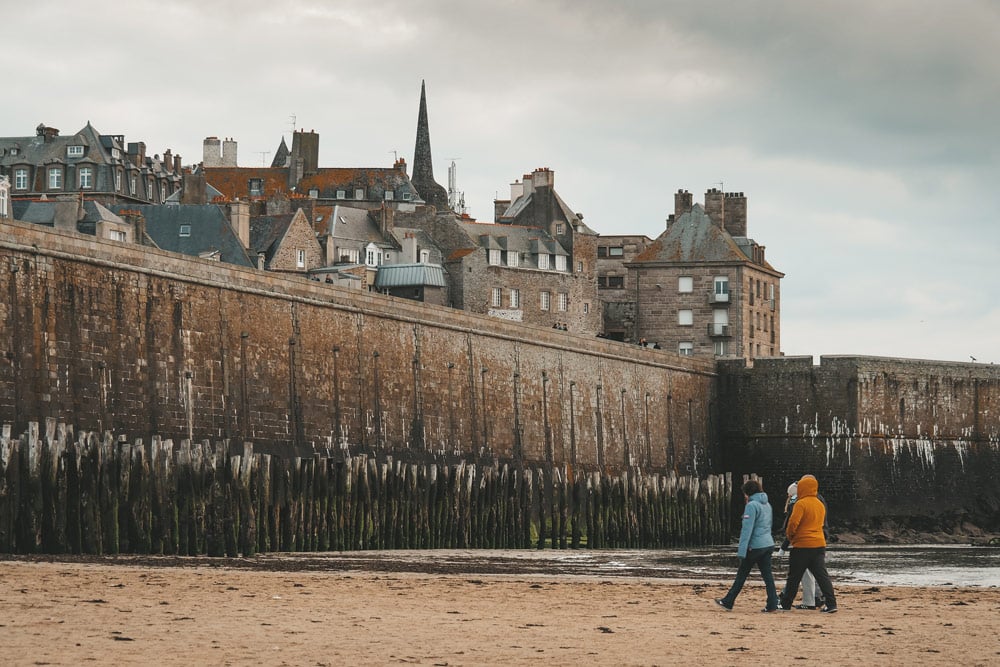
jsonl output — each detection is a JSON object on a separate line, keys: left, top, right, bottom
{"left": 721, "top": 546, "right": 780, "bottom": 610}
{"left": 780, "top": 546, "right": 837, "bottom": 609}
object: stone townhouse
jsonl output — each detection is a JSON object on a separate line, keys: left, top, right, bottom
{"left": 595, "top": 234, "right": 654, "bottom": 341}
{"left": 0, "top": 122, "right": 183, "bottom": 206}
{"left": 627, "top": 189, "right": 783, "bottom": 359}
{"left": 0, "top": 175, "right": 9, "bottom": 219}
{"left": 250, "top": 208, "right": 324, "bottom": 274}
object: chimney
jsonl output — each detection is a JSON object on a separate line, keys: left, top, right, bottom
{"left": 394, "top": 157, "right": 407, "bottom": 175}
{"left": 181, "top": 170, "right": 208, "bottom": 205}
{"left": 54, "top": 194, "right": 82, "bottom": 231}
{"left": 493, "top": 198, "right": 511, "bottom": 222}
{"left": 127, "top": 142, "right": 146, "bottom": 168}
{"left": 510, "top": 179, "right": 524, "bottom": 202}
{"left": 704, "top": 188, "right": 725, "bottom": 228}
{"left": 174, "top": 154, "right": 182, "bottom": 174}
{"left": 222, "top": 137, "right": 238, "bottom": 167}
{"left": 203, "top": 137, "right": 221, "bottom": 167}
{"left": 290, "top": 129, "right": 319, "bottom": 176}
{"left": 37, "top": 124, "right": 60, "bottom": 142}
{"left": 257, "top": 252, "right": 266, "bottom": 270}
{"left": 163, "top": 149, "right": 173, "bottom": 173}
{"left": 229, "top": 200, "right": 250, "bottom": 249}
{"left": 674, "top": 189, "right": 693, "bottom": 219}
{"left": 377, "top": 203, "right": 395, "bottom": 238}
{"left": 403, "top": 232, "right": 418, "bottom": 262}
{"left": 723, "top": 192, "right": 747, "bottom": 237}
{"left": 531, "top": 167, "right": 554, "bottom": 190}
{"left": 120, "top": 209, "right": 147, "bottom": 244}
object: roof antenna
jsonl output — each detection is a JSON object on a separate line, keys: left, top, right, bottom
{"left": 256, "top": 151, "right": 269, "bottom": 167}
{"left": 288, "top": 114, "right": 297, "bottom": 137}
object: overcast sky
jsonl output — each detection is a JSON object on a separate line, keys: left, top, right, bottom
{"left": 8, "top": 0, "right": 999, "bottom": 363}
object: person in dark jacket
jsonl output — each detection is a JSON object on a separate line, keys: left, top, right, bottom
{"left": 779, "top": 475, "right": 838, "bottom": 613}
{"left": 715, "top": 479, "right": 781, "bottom": 612}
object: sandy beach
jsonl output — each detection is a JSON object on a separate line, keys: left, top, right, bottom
{"left": 1, "top": 557, "right": 997, "bottom": 666}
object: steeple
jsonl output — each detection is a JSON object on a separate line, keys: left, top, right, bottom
{"left": 271, "top": 136, "right": 290, "bottom": 168}
{"left": 411, "top": 80, "right": 449, "bottom": 211}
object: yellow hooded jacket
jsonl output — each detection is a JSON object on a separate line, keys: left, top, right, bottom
{"left": 785, "top": 476, "right": 827, "bottom": 548}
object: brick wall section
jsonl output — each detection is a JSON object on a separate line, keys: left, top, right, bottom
{"left": 0, "top": 219, "right": 717, "bottom": 472}
{"left": 717, "top": 356, "right": 1000, "bottom": 530}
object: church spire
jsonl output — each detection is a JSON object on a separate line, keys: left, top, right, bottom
{"left": 411, "top": 80, "right": 449, "bottom": 211}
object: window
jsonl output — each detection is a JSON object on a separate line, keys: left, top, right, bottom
{"left": 160, "top": 185, "right": 167, "bottom": 201}
{"left": 130, "top": 176, "right": 136, "bottom": 195}
{"left": 109, "top": 230, "right": 127, "bottom": 242}
{"left": 336, "top": 190, "right": 345, "bottom": 199}
{"left": 366, "top": 246, "right": 378, "bottom": 266}
{"left": 147, "top": 179, "right": 154, "bottom": 200}
{"left": 48, "top": 167, "right": 62, "bottom": 189}
{"left": 597, "top": 246, "right": 607, "bottom": 258}
{"left": 9, "top": 147, "right": 18, "bottom": 156}
{"left": 179, "top": 225, "right": 191, "bottom": 237}
{"left": 67, "top": 145, "right": 84, "bottom": 157}
{"left": 555, "top": 223, "right": 564, "bottom": 234}
{"left": 608, "top": 246, "right": 624, "bottom": 257}
{"left": 297, "top": 249, "right": 306, "bottom": 268}
{"left": 79, "top": 167, "right": 93, "bottom": 189}
{"left": 537, "top": 253, "right": 549, "bottom": 270}
{"left": 598, "top": 275, "right": 625, "bottom": 289}
{"left": 557, "top": 293, "right": 568, "bottom": 311}
{"left": 714, "top": 341, "right": 728, "bottom": 356}
{"left": 678, "top": 342, "right": 694, "bottom": 356}
{"left": 14, "top": 168, "right": 28, "bottom": 190}
{"left": 505, "top": 250, "right": 519, "bottom": 267}
{"left": 338, "top": 248, "right": 359, "bottom": 263}
{"left": 419, "top": 249, "right": 430, "bottom": 263}
{"left": 249, "top": 178, "right": 264, "bottom": 196}
{"left": 583, "top": 302, "right": 590, "bottom": 314}
{"left": 488, "top": 249, "right": 502, "bottom": 265}
{"left": 385, "top": 190, "right": 394, "bottom": 201}
{"left": 403, "top": 192, "right": 412, "bottom": 200}
{"left": 354, "top": 188, "right": 364, "bottom": 199}
{"left": 714, "top": 276, "right": 729, "bottom": 300}
{"left": 678, "top": 276, "right": 693, "bottom": 293}
{"left": 577, "top": 261, "right": 583, "bottom": 273}
{"left": 308, "top": 189, "right": 319, "bottom": 199}
{"left": 510, "top": 288, "right": 520, "bottom": 309}
{"left": 555, "top": 255, "right": 567, "bottom": 271}
{"left": 491, "top": 288, "right": 502, "bottom": 307}
{"left": 114, "top": 171, "right": 122, "bottom": 192}
{"left": 678, "top": 309, "right": 693, "bottom": 326}
{"left": 540, "top": 291, "right": 550, "bottom": 311}
{"left": 0, "top": 187, "right": 7, "bottom": 218}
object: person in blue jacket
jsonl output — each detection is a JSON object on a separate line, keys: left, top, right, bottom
{"left": 715, "top": 479, "right": 781, "bottom": 612}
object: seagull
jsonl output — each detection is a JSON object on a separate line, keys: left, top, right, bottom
{"left": 970, "top": 356, "right": 977, "bottom": 362}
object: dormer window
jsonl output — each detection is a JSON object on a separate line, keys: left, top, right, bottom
{"left": 249, "top": 178, "right": 264, "bottom": 196}
{"left": 336, "top": 190, "right": 345, "bottom": 199}
{"left": 179, "top": 225, "right": 191, "bottom": 237}
{"left": 67, "top": 145, "right": 84, "bottom": 157}
{"left": 506, "top": 250, "right": 519, "bottom": 268}
{"left": 354, "top": 188, "right": 364, "bottom": 200}
{"left": 79, "top": 167, "right": 93, "bottom": 189}
{"left": 385, "top": 190, "right": 394, "bottom": 201}
{"left": 488, "top": 249, "right": 501, "bottom": 265}
{"left": 9, "top": 147, "right": 18, "bottom": 156}
{"left": 403, "top": 192, "right": 412, "bottom": 201}
{"left": 555, "top": 255, "right": 567, "bottom": 271}
{"left": 14, "top": 168, "right": 28, "bottom": 190}
{"left": 537, "top": 253, "right": 549, "bottom": 270}
{"left": 309, "top": 188, "right": 319, "bottom": 199}
{"left": 48, "top": 167, "right": 62, "bottom": 189}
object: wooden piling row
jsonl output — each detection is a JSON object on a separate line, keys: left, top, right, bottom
{"left": 0, "top": 422, "right": 733, "bottom": 555}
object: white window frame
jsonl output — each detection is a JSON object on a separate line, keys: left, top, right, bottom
{"left": 506, "top": 250, "right": 519, "bottom": 267}
{"left": 385, "top": 190, "right": 394, "bottom": 201}
{"left": 67, "top": 145, "right": 84, "bottom": 157}
{"left": 557, "top": 292, "right": 568, "bottom": 312}
{"left": 488, "top": 249, "right": 501, "bottom": 265}
{"left": 354, "top": 188, "right": 364, "bottom": 200}
{"left": 491, "top": 287, "right": 502, "bottom": 307}
{"left": 130, "top": 175, "right": 136, "bottom": 195}
{"left": 577, "top": 261, "right": 583, "bottom": 273}
{"left": 297, "top": 249, "right": 306, "bottom": 268}
{"left": 714, "top": 275, "right": 729, "bottom": 297}
{"left": 147, "top": 179, "right": 154, "bottom": 200}
{"left": 678, "top": 276, "right": 693, "bottom": 293}
{"left": 510, "top": 288, "right": 520, "bottom": 309}
{"left": 14, "top": 168, "right": 28, "bottom": 190}
{"left": 678, "top": 342, "right": 694, "bottom": 356}
{"left": 114, "top": 171, "right": 122, "bottom": 192}
{"left": 714, "top": 340, "right": 728, "bottom": 356}
{"left": 179, "top": 224, "right": 191, "bottom": 237}
{"left": 540, "top": 291, "right": 550, "bottom": 311}
{"left": 161, "top": 184, "right": 167, "bottom": 201}
{"left": 678, "top": 309, "right": 693, "bottom": 326}
{"left": 336, "top": 190, "right": 346, "bottom": 199}
{"left": 555, "top": 255, "right": 567, "bottom": 271}
{"left": 109, "top": 230, "right": 127, "bottom": 242}
{"left": 419, "top": 249, "right": 430, "bottom": 263}
{"left": 0, "top": 185, "right": 8, "bottom": 218}
{"left": 583, "top": 302, "right": 589, "bottom": 314}
{"left": 79, "top": 167, "right": 93, "bottom": 189}
{"left": 309, "top": 189, "right": 319, "bottom": 199}
{"left": 48, "top": 167, "right": 62, "bottom": 189}
{"left": 537, "top": 253, "right": 549, "bottom": 270}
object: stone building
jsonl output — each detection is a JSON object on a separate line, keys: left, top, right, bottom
{"left": 16, "top": 196, "right": 137, "bottom": 244}
{"left": 250, "top": 208, "right": 324, "bottom": 274}
{"left": 627, "top": 189, "right": 783, "bottom": 358}
{"left": 595, "top": 234, "right": 654, "bottom": 341}
{"left": 0, "top": 175, "right": 9, "bottom": 219}
{"left": 0, "top": 122, "right": 183, "bottom": 206}
{"left": 410, "top": 80, "right": 449, "bottom": 211}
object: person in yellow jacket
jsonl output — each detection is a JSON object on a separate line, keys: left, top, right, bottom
{"left": 778, "top": 475, "right": 838, "bottom": 613}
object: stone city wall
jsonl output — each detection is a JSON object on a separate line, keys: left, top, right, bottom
{"left": 0, "top": 219, "right": 717, "bottom": 472}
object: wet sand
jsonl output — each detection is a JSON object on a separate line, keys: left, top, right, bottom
{"left": 1, "top": 557, "right": 998, "bottom": 666}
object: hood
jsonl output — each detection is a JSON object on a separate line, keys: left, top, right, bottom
{"left": 749, "top": 491, "right": 769, "bottom": 505}
{"left": 797, "top": 476, "right": 819, "bottom": 498}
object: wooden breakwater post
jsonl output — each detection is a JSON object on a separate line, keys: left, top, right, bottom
{"left": 0, "top": 422, "right": 734, "bottom": 556}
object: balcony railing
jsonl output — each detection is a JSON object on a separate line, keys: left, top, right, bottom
{"left": 707, "top": 323, "right": 731, "bottom": 337}
{"left": 709, "top": 291, "right": 730, "bottom": 304}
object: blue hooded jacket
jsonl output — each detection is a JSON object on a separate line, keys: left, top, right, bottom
{"left": 737, "top": 491, "right": 774, "bottom": 558}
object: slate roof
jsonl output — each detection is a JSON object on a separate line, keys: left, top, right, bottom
{"left": 632, "top": 204, "right": 763, "bottom": 266}
{"left": 0, "top": 122, "right": 109, "bottom": 169}
{"left": 331, "top": 205, "right": 395, "bottom": 248}
{"left": 109, "top": 204, "right": 255, "bottom": 268}
{"left": 13, "top": 199, "right": 124, "bottom": 228}
{"left": 458, "top": 221, "right": 569, "bottom": 257}
{"left": 297, "top": 167, "right": 420, "bottom": 202}
{"left": 203, "top": 167, "right": 291, "bottom": 201}
{"left": 374, "top": 263, "right": 446, "bottom": 288}
{"left": 249, "top": 213, "right": 295, "bottom": 260}
{"left": 271, "top": 137, "right": 290, "bottom": 168}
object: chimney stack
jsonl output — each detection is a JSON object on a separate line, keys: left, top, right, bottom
{"left": 723, "top": 192, "right": 747, "bottom": 237}
{"left": 704, "top": 188, "right": 725, "bottom": 228}
{"left": 674, "top": 189, "right": 693, "bottom": 220}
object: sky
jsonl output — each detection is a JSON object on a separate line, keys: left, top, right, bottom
{"left": 7, "top": 0, "right": 999, "bottom": 364}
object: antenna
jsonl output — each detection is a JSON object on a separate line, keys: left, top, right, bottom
{"left": 446, "top": 159, "right": 465, "bottom": 215}
{"left": 256, "top": 151, "right": 269, "bottom": 167}
{"left": 389, "top": 150, "right": 398, "bottom": 162}
{"left": 288, "top": 114, "right": 297, "bottom": 136}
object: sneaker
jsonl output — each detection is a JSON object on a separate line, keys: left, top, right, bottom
{"left": 819, "top": 606, "right": 838, "bottom": 614}
{"left": 795, "top": 604, "right": 817, "bottom": 610}
{"left": 761, "top": 607, "right": 784, "bottom": 613}
{"left": 779, "top": 601, "right": 792, "bottom": 611}
{"left": 714, "top": 598, "right": 733, "bottom": 611}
